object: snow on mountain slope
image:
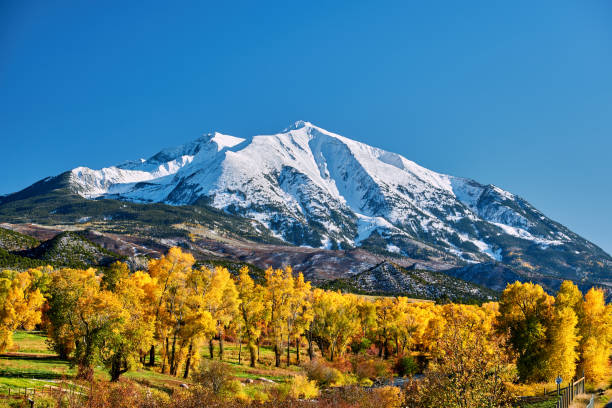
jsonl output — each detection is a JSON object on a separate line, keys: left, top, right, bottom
{"left": 62, "top": 121, "right": 606, "bottom": 273}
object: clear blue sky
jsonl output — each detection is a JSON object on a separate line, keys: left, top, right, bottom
{"left": 1, "top": 0, "right": 611, "bottom": 254}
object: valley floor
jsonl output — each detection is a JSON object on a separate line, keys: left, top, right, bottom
{"left": 0, "top": 331, "right": 313, "bottom": 407}
{"left": 0, "top": 331, "right": 608, "bottom": 408}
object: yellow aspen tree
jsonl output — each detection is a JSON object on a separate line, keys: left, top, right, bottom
{"left": 546, "top": 307, "right": 579, "bottom": 381}
{"left": 45, "top": 268, "right": 100, "bottom": 360}
{"left": 497, "top": 281, "right": 554, "bottom": 381}
{"left": 101, "top": 261, "right": 130, "bottom": 292}
{"left": 391, "top": 297, "right": 412, "bottom": 356}
{"left": 352, "top": 296, "right": 377, "bottom": 354}
{"left": 375, "top": 297, "right": 397, "bottom": 359}
{"left": 201, "top": 266, "right": 239, "bottom": 360}
{"left": 160, "top": 263, "right": 223, "bottom": 376}
{"left": 556, "top": 280, "right": 584, "bottom": 314}
{"left": 265, "top": 266, "right": 294, "bottom": 367}
{"left": 0, "top": 269, "right": 45, "bottom": 351}
{"left": 178, "top": 266, "right": 216, "bottom": 378}
{"left": 579, "top": 288, "right": 612, "bottom": 382}
{"left": 400, "top": 302, "right": 430, "bottom": 353}
{"left": 147, "top": 247, "right": 195, "bottom": 369}
{"left": 101, "top": 271, "right": 156, "bottom": 381}
{"left": 310, "top": 290, "right": 360, "bottom": 361}
{"left": 406, "top": 303, "right": 438, "bottom": 352}
{"left": 408, "top": 303, "right": 515, "bottom": 408}
{"left": 129, "top": 271, "right": 160, "bottom": 364}
{"left": 236, "top": 266, "right": 269, "bottom": 367}
{"left": 46, "top": 268, "right": 126, "bottom": 379}
{"left": 286, "top": 272, "right": 313, "bottom": 365}
{"left": 543, "top": 281, "right": 581, "bottom": 381}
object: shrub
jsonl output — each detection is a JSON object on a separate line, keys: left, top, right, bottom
{"left": 328, "top": 357, "right": 352, "bottom": 374}
{"left": 224, "top": 379, "right": 245, "bottom": 399}
{"left": 353, "top": 357, "right": 391, "bottom": 381}
{"left": 394, "top": 355, "right": 418, "bottom": 377}
{"left": 86, "top": 380, "right": 166, "bottom": 408}
{"left": 304, "top": 359, "right": 343, "bottom": 386}
{"left": 193, "top": 360, "right": 233, "bottom": 395}
{"left": 321, "top": 386, "right": 402, "bottom": 408}
{"left": 251, "top": 388, "right": 270, "bottom": 403}
{"left": 369, "top": 386, "right": 403, "bottom": 408}
{"left": 359, "top": 377, "right": 374, "bottom": 387}
{"left": 325, "top": 385, "right": 368, "bottom": 405}
{"left": 278, "top": 375, "right": 319, "bottom": 400}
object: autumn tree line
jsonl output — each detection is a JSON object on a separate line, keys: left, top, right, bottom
{"left": 0, "top": 246, "right": 611, "bottom": 388}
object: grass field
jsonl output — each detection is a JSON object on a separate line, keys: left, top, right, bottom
{"left": 0, "top": 331, "right": 305, "bottom": 406}
{"left": 8, "top": 332, "right": 54, "bottom": 355}
{"left": 0, "top": 331, "right": 606, "bottom": 407}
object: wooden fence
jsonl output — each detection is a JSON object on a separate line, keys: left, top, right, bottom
{"left": 586, "top": 394, "right": 595, "bottom": 408}
{"left": 2, "top": 383, "right": 86, "bottom": 401}
{"left": 544, "top": 376, "right": 585, "bottom": 408}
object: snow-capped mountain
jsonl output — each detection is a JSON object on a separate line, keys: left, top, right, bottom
{"left": 7, "top": 121, "right": 611, "bottom": 283}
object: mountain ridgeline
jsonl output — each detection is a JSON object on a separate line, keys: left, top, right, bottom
{"left": 1, "top": 121, "right": 610, "bottom": 296}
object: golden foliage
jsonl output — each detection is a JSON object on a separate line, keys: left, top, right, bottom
{"left": 0, "top": 268, "right": 45, "bottom": 351}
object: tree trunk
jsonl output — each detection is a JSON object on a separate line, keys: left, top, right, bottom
{"left": 169, "top": 332, "right": 178, "bottom": 375}
{"left": 218, "top": 331, "right": 224, "bottom": 360}
{"left": 249, "top": 343, "right": 257, "bottom": 368}
{"left": 383, "top": 338, "right": 389, "bottom": 360}
{"left": 238, "top": 340, "right": 242, "bottom": 365}
{"left": 287, "top": 335, "right": 291, "bottom": 366}
{"left": 110, "top": 354, "right": 127, "bottom": 382}
{"left": 296, "top": 338, "right": 300, "bottom": 365}
{"left": 209, "top": 338, "right": 214, "bottom": 359}
{"left": 110, "top": 359, "right": 120, "bottom": 382}
{"left": 161, "top": 336, "right": 169, "bottom": 374}
{"left": 58, "top": 344, "right": 69, "bottom": 360}
{"left": 308, "top": 335, "right": 314, "bottom": 361}
{"left": 257, "top": 341, "right": 261, "bottom": 363}
{"left": 274, "top": 344, "right": 281, "bottom": 367}
{"left": 183, "top": 341, "right": 193, "bottom": 379}
{"left": 148, "top": 345, "right": 155, "bottom": 366}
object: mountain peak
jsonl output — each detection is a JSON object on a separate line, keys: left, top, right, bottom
{"left": 5, "top": 121, "right": 608, "bottom": 285}
{"left": 285, "top": 120, "right": 317, "bottom": 131}
{"left": 208, "top": 132, "right": 245, "bottom": 152}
